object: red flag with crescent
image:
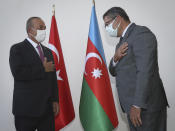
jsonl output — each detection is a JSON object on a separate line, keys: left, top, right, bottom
{"left": 48, "top": 15, "right": 75, "bottom": 131}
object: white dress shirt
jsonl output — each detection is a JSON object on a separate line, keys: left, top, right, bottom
{"left": 26, "top": 37, "right": 43, "bottom": 56}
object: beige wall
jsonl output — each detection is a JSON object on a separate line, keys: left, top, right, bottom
{"left": 0, "top": 0, "right": 174, "bottom": 130}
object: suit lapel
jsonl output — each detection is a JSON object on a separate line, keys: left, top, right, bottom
{"left": 24, "top": 39, "right": 43, "bottom": 63}
{"left": 115, "top": 23, "right": 136, "bottom": 63}
{"left": 116, "top": 23, "right": 136, "bottom": 48}
{"left": 41, "top": 44, "right": 54, "bottom": 62}
{"left": 121, "top": 23, "right": 136, "bottom": 43}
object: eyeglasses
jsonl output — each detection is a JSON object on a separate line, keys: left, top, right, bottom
{"left": 104, "top": 17, "right": 116, "bottom": 27}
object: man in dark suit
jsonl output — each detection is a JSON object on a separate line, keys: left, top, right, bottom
{"left": 9, "top": 17, "right": 59, "bottom": 131}
{"left": 103, "top": 7, "right": 168, "bottom": 131}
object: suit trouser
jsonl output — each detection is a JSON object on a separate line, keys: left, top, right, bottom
{"left": 127, "top": 107, "right": 167, "bottom": 131}
{"left": 14, "top": 103, "right": 55, "bottom": 131}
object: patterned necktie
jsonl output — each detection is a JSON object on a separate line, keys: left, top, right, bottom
{"left": 36, "top": 44, "right": 44, "bottom": 62}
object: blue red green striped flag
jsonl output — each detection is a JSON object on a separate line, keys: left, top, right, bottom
{"left": 79, "top": 5, "right": 118, "bottom": 131}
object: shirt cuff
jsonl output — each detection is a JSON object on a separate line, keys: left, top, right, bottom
{"left": 112, "top": 57, "right": 118, "bottom": 66}
{"left": 133, "top": 105, "right": 140, "bottom": 108}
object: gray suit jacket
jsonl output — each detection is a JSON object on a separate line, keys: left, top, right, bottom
{"left": 109, "top": 23, "right": 168, "bottom": 113}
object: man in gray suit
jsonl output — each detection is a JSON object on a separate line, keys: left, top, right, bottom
{"left": 103, "top": 7, "right": 168, "bottom": 131}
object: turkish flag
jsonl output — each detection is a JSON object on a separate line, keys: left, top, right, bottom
{"left": 48, "top": 15, "right": 75, "bottom": 131}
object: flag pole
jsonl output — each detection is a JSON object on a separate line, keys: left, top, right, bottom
{"left": 93, "top": 0, "right": 95, "bottom": 6}
{"left": 52, "top": 4, "right": 55, "bottom": 16}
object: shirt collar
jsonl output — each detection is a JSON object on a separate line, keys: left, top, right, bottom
{"left": 26, "top": 37, "right": 39, "bottom": 48}
{"left": 122, "top": 22, "right": 133, "bottom": 37}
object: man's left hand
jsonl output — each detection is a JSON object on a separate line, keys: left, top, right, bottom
{"left": 130, "top": 106, "right": 142, "bottom": 127}
{"left": 53, "top": 102, "right": 59, "bottom": 117}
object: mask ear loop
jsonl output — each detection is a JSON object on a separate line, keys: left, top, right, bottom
{"left": 114, "top": 16, "right": 120, "bottom": 25}
{"left": 111, "top": 16, "right": 119, "bottom": 30}
{"left": 111, "top": 17, "right": 117, "bottom": 25}
{"left": 115, "top": 16, "right": 121, "bottom": 29}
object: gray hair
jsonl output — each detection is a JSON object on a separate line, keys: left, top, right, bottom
{"left": 103, "top": 7, "right": 130, "bottom": 22}
{"left": 26, "top": 17, "right": 41, "bottom": 33}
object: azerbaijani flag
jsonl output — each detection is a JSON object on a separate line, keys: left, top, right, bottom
{"left": 79, "top": 5, "right": 118, "bottom": 131}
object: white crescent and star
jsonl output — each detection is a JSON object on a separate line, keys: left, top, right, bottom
{"left": 48, "top": 43, "right": 63, "bottom": 81}
{"left": 48, "top": 43, "right": 59, "bottom": 62}
{"left": 48, "top": 43, "right": 103, "bottom": 80}
{"left": 84, "top": 52, "right": 103, "bottom": 79}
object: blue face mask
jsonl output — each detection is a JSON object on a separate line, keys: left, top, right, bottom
{"left": 105, "top": 18, "right": 120, "bottom": 37}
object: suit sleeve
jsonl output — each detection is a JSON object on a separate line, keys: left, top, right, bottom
{"left": 46, "top": 48, "right": 59, "bottom": 102}
{"left": 9, "top": 45, "right": 46, "bottom": 81}
{"left": 132, "top": 30, "right": 157, "bottom": 109}
{"left": 51, "top": 71, "right": 59, "bottom": 102}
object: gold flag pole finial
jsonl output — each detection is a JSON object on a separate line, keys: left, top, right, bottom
{"left": 52, "top": 4, "right": 55, "bottom": 16}
{"left": 93, "top": 0, "right": 95, "bottom": 6}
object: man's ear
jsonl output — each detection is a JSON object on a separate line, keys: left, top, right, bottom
{"left": 116, "top": 15, "right": 121, "bottom": 22}
{"left": 28, "top": 28, "right": 32, "bottom": 34}
{"left": 28, "top": 27, "right": 36, "bottom": 37}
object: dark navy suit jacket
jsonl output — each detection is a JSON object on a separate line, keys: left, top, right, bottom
{"left": 9, "top": 39, "right": 58, "bottom": 117}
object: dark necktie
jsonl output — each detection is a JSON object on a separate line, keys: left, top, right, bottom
{"left": 119, "top": 37, "right": 123, "bottom": 43}
{"left": 118, "top": 37, "right": 123, "bottom": 47}
{"left": 36, "top": 45, "right": 44, "bottom": 62}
